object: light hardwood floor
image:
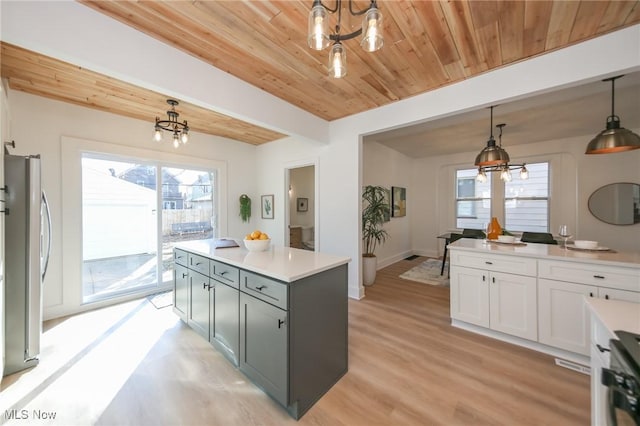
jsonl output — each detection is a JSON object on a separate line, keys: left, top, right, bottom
{"left": 1, "top": 257, "right": 589, "bottom": 425}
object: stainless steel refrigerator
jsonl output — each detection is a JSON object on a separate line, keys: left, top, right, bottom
{"left": 3, "top": 153, "right": 51, "bottom": 376}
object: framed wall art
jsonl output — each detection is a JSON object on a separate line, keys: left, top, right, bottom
{"left": 297, "top": 197, "right": 308, "bottom": 212}
{"left": 261, "top": 194, "right": 274, "bottom": 219}
{"left": 392, "top": 186, "right": 406, "bottom": 217}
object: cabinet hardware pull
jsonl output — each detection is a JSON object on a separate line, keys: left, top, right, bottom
{"left": 182, "top": 273, "right": 188, "bottom": 278}
{"left": 593, "top": 275, "right": 605, "bottom": 279}
{"left": 278, "top": 319, "right": 285, "bottom": 329}
{"left": 203, "top": 282, "right": 208, "bottom": 290}
{"left": 596, "top": 344, "right": 610, "bottom": 353}
{"left": 255, "top": 285, "right": 266, "bottom": 291}
{"left": 219, "top": 271, "right": 228, "bottom": 276}
{"left": 492, "top": 277, "right": 495, "bottom": 283}
{"left": 485, "top": 261, "right": 493, "bottom": 265}
{"left": 482, "top": 275, "right": 486, "bottom": 282}
{"left": 605, "top": 294, "right": 609, "bottom": 300}
{"left": 195, "top": 262, "right": 203, "bottom": 266}
{"left": 589, "top": 292, "right": 594, "bottom": 297}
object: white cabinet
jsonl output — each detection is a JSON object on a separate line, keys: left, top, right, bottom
{"left": 450, "top": 252, "right": 537, "bottom": 341}
{"left": 590, "top": 312, "right": 613, "bottom": 426}
{"left": 538, "top": 260, "right": 640, "bottom": 355}
{"left": 538, "top": 279, "right": 596, "bottom": 355}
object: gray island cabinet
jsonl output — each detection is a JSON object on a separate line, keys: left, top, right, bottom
{"left": 173, "top": 239, "right": 351, "bottom": 420}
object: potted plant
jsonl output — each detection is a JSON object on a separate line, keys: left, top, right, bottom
{"left": 362, "top": 185, "right": 390, "bottom": 286}
{"left": 239, "top": 194, "right": 251, "bottom": 223}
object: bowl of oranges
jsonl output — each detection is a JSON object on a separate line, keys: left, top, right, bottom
{"left": 244, "top": 230, "right": 271, "bottom": 252}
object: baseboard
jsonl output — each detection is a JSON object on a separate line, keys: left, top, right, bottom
{"left": 348, "top": 284, "right": 365, "bottom": 300}
{"left": 451, "top": 319, "right": 590, "bottom": 368}
{"left": 377, "top": 251, "right": 413, "bottom": 269}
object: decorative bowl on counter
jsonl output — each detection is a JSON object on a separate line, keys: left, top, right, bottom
{"left": 497, "top": 235, "right": 516, "bottom": 243}
{"left": 244, "top": 238, "right": 271, "bottom": 252}
{"left": 574, "top": 240, "right": 598, "bottom": 249}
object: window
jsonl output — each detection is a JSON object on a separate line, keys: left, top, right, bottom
{"left": 504, "top": 162, "right": 549, "bottom": 232}
{"left": 456, "top": 168, "right": 491, "bottom": 229}
{"left": 81, "top": 154, "right": 216, "bottom": 303}
{"left": 455, "top": 162, "right": 550, "bottom": 233}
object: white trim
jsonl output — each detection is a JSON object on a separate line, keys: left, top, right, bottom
{"left": 56, "top": 136, "right": 228, "bottom": 319}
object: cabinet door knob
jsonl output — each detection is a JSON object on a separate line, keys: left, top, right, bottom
{"left": 482, "top": 275, "right": 486, "bottom": 282}
{"left": 492, "top": 277, "right": 495, "bottom": 283}
{"left": 589, "top": 292, "right": 594, "bottom": 297}
{"left": 596, "top": 344, "right": 610, "bottom": 353}
{"left": 605, "top": 294, "right": 609, "bottom": 300}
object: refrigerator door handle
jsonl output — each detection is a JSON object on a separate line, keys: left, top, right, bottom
{"left": 42, "top": 190, "right": 52, "bottom": 282}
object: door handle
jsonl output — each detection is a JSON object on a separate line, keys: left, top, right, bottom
{"left": 596, "top": 344, "right": 610, "bottom": 353}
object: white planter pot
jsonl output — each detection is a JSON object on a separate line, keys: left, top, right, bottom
{"left": 362, "top": 255, "right": 377, "bottom": 286}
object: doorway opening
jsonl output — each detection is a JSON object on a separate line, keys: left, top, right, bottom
{"left": 286, "top": 164, "right": 316, "bottom": 251}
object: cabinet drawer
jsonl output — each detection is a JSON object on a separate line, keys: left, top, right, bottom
{"left": 450, "top": 251, "right": 537, "bottom": 277}
{"left": 188, "top": 253, "right": 211, "bottom": 276}
{"left": 240, "top": 270, "right": 288, "bottom": 310}
{"left": 211, "top": 260, "right": 239, "bottom": 289}
{"left": 174, "top": 249, "right": 188, "bottom": 267}
{"left": 597, "top": 287, "right": 640, "bottom": 303}
{"left": 539, "top": 260, "right": 640, "bottom": 292}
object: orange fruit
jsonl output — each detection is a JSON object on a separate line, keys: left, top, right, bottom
{"left": 259, "top": 233, "right": 269, "bottom": 240}
{"left": 251, "top": 230, "right": 261, "bottom": 239}
{"left": 245, "top": 234, "right": 253, "bottom": 240}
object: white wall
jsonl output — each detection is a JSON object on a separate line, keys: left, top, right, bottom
{"left": 8, "top": 91, "right": 259, "bottom": 319}
{"left": 362, "top": 141, "right": 412, "bottom": 267}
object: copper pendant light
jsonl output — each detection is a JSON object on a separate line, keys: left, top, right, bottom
{"left": 586, "top": 75, "right": 640, "bottom": 154}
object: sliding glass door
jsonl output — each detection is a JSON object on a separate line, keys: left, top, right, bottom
{"left": 81, "top": 155, "right": 215, "bottom": 303}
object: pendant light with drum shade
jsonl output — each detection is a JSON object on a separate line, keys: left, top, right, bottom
{"left": 586, "top": 75, "right": 640, "bottom": 154}
{"left": 474, "top": 106, "right": 528, "bottom": 183}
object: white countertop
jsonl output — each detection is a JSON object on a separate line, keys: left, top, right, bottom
{"left": 585, "top": 298, "right": 640, "bottom": 335}
{"left": 175, "top": 239, "right": 351, "bottom": 283}
{"left": 449, "top": 238, "right": 640, "bottom": 268}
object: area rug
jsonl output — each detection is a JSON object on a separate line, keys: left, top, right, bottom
{"left": 147, "top": 291, "right": 173, "bottom": 309}
{"left": 399, "top": 259, "right": 450, "bottom": 286}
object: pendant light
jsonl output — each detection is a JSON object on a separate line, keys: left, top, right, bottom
{"left": 586, "top": 75, "right": 640, "bottom": 154}
{"left": 474, "top": 107, "right": 528, "bottom": 182}
{"left": 153, "top": 99, "right": 189, "bottom": 148}
{"left": 307, "top": 0, "right": 383, "bottom": 79}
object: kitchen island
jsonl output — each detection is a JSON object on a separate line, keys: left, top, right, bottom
{"left": 173, "top": 239, "right": 351, "bottom": 420}
{"left": 448, "top": 238, "right": 640, "bottom": 364}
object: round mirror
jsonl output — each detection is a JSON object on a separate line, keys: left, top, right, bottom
{"left": 588, "top": 183, "right": 640, "bottom": 225}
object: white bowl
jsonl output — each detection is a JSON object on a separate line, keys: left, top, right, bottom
{"left": 574, "top": 240, "right": 598, "bottom": 249}
{"left": 243, "top": 238, "right": 271, "bottom": 252}
{"left": 497, "top": 235, "right": 515, "bottom": 243}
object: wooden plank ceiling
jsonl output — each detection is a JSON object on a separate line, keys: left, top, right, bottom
{"left": 3, "top": 1, "right": 640, "bottom": 144}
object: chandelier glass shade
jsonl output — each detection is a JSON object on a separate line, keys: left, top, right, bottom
{"left": 474, "top": 107, "right": 528, "bottom": 183}
{"left": 307, "top": 0, "right": 383, "bottom": 78}
{"left": 153, "top": 99, "right": 189, "bottom": 148}
{"left": 586, "top": 75, "right": 640, "bottom": 154}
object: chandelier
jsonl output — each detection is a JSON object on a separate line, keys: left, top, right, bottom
{"left": 475, "top": 106, "right": 528, "bottom": 183}
{"left": 153, "top": 99, "right": 189, "bottom": 148}
{"left": 307, "top": 0, "right": 383, "bottom": 78}
{"left": 586, "top": 75, "right": 640, "bottom": 154}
